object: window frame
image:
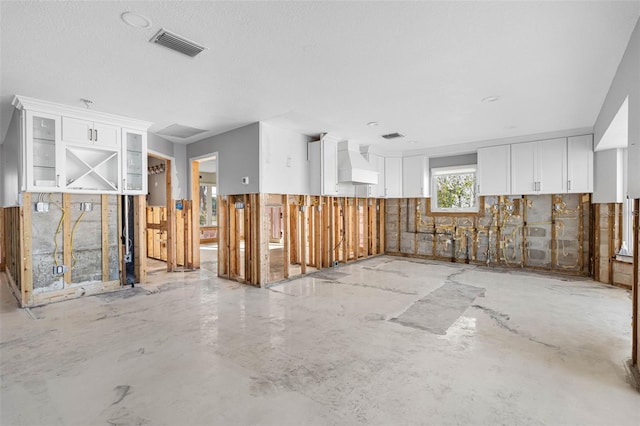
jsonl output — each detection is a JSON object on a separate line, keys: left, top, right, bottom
{"left": 430, "top": 164, "right": 479, "bottom": 213}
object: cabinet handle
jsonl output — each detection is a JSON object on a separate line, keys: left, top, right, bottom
{"left": 568, "top": 180, "right": 571, "bottom": 191}
{"left": 88, "top": 128, "right": 93, "bottom": 141}
{"left": 95, "top": 129, "right": 98, "bottom": 141}
{"left": 56, "top": 174, "right": 60, "bottom": 187}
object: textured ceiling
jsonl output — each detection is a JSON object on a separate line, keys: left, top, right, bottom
{"left": 1, "top": 1, "right": 639, "bottom": 152}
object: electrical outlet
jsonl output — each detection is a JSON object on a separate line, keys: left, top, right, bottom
{"left": 52, "top": 265, "right": 68, "bottom": 275}
{"left": 124, "top": 253, "right": 132, "bottom": 263}
{"left": 80, "top": 202, "right": 93, "bottom": 212}
{"left": 35, "top": 202, "right": 49, "bottom": 212}
{"left": 332, "top": 261, "right": 339, "bottom": 268}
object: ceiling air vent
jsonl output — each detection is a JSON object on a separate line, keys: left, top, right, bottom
{"left": 150, "top": 28, "right": 207, "bottom": 57}
{"left": 381, "top": 132, "right": 405, "bottom": 140}
{"left": 157, "top": 124, "right": 208, "bottom": 139}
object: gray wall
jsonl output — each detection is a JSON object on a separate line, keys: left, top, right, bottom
{"left": 429, "top": 153, "right": 478, "bottom": 169}
{"left": 147, "top": 157, "right": 167, "bottom": 206}
{"left": 187, "top": 123, "right": 260, "bottom": 196}
{"left": 594, "top": 18, "right": 639, "bottom": 198}
{"left": 148, "top": 133, "right": 188, "bottom": 200}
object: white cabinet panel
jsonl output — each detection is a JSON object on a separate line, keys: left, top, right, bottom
{"left": 537, "top": 138, "right": 566, "bottom": 194}
{"left": 567, "top": 135, "right": 593, "bottom": 193}
{"left": 511, "top": 138, "right": 567, "bottom": 195}
{"left": 384, "top": 157, "right": 402, "bottom": 198}
{"left": 402, "top": 155, "right": 428, "bottom": 197}
{"left": 511, "top": 141, "right": 538, "bottom": 195}
{"left": 477, "top": 145, "right": 510, "bottom": 195}
{"left": 62, "top": 117, "right": 120, "bottom": 147}
{"left": 309, "top": 137, "right": 342, "bottom": 196}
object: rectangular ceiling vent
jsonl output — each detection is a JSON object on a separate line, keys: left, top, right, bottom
{"left": 157, "top": 124, "right": 208, "bottom": 139}
{"left": 381, "top": 132, "right": 405, "bottom": 140}
{"left": 150, "top": 28, "right": 207, "bottom": 57}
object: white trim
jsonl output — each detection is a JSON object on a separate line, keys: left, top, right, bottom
{"left": 431, "top": 164, "right": 477, "bottom": 176}
{"left": 12, "top": 95, "right": 152, "bottom": 130}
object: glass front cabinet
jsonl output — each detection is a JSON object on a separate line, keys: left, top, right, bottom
{"left": 12, "top": 95, "right": 151, "bottom": 197}
{"left": 122, "top": 128, "right": 147, "bottom": 195}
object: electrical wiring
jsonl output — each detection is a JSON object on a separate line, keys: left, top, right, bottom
{"left": 70, "top": 209, "right": 86, "bottom": 267}
{"left": 48, "top": 193, "right": 65, "bottom": 266}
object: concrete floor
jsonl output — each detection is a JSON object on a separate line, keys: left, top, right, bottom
{"left": 1, "top": 256, "right": 638, "bottom": 425}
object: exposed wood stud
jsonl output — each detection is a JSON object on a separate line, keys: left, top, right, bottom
{"left": 379, "top": 199, "right": 385, "bottom": 254}
{"left": 63, "top": 193, "right": 71, "bottom": 284}
{"left": 300, "top": 197, "right": 307, "bottom": 275}
{"left": 0, "top": 207, "right": 5, "bottom": 271}
{"left": 282, "top": 196, "right": 290, "bottom": 279}
{"left": 632, "top": 198, "right": 638, "bottom": 365}
{"left": 101, "top": 195, "right": 110, "bottom": 282}
{"left": 608, "top": 203, "right": 615, "bottom": 285}
{"left": 191, "top": 161, "right": 200, "bottom": 269}
{"left": 593, "top": 204, "right": 601, "bottom": 282}
{"left": 22, "top": 193, "right": 33, "bottom": 306}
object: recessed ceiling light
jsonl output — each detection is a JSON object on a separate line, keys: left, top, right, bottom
{"left": 121, "top": 12, "right": 153, "bottom": 29}
{"left": 482, "top": 96, "right": 500, "bottom": 103}
{"left": 367, "top": 121, "right": 379, "bottom": 127}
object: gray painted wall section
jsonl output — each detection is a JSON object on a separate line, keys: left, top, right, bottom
{"left": 148, "top": 133, "right": 188, "bottom": 200}
{"left": 594, "top": 18, "right": 639, "bottom": 198}
{"left": 429, "top": 153, "right": 478, "bottom": 169}
{"left": 187, "top": 123, "right": 260, "bottom": 196}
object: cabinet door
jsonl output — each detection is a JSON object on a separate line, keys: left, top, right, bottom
{"left": 477, "top": 145, "right": 510, "bottom": 195}
{"left": 93, "top": 122, "right": 120, "bottom": 148}
{"left": 62, "top": 117, "right": 93, "bottom": 144}
{"left": 123, "top": 128, "right": 147, "bottom": 194}
{"left": 384, "top": 157, "right": 402, "bottom": 198}
{"left": 537, "top": 138, "right": 566, "bottom": 194}
{"left": 321, "top": 138, "right": 338, "bottom": 195}
{"left": 25, "top": 111, "right": 62, "bottom": 191}
{"left": 374, "top": 154, "right": 385, "bottom": 197}
{"left": 567, "top": 135, "right": 593, "bottom": 193}
{"left": 511, "top": 141, "right": 537, "bottom": 195}
{"left": 402, "top": 155, "right": 428, "bottom": 197}
{"left": 62, "top": 117, "right": 120, "bottom": 148}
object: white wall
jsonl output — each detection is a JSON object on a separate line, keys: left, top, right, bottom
{"left": 260, "top": 122, "right": 313, "bottom": 195}
{"left": 1, "top": 110, "right": 21, "bottom": 207}
{"left": 592, "top": 149, "right": 624, "bottom": 203}
{"left": 187, "top": 123, "right": 260, "bottom": 196}
{"left": 594, "top": 18, "right": 640, "bottom": 198}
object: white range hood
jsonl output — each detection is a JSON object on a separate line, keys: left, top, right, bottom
{"left": 337, "top": 141, "right": 378, "bottom": 184}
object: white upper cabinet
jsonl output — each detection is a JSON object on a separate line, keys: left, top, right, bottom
{"left": 62, "top": 117, "right": 120, "bottom": 148}
{"left": 372, "top": 153, "right": 386, "bottom": 197}
{"left": 309, "top": 136, "right": 339, "bottom": 196}
{"left": 384, "top": 157, "right": 403, "bottom": 198}
{"left": 511, "top": 138, "right": 567, "bottom": 195}
{"left": 477, "top": 145, "right": 510, "bottom": 195}
{"left": 122, "top": 128, "right": 147, "bottom": 195}
{"left": 537, "top": 138, "right": 567, "bottom": 194}
{"left": 567, "top": 135, "right": 593, "bottom": 193}
{"left": 24, "top": 111, "right": 63, "bottom": 192}
{"left": 11, "top": 96, "right": 151, "bottom": 195}
{"left": 402, "top": 155, "right": 429, "bottom": 197}
{"left": 511, "top": 141, "right": 539, "bottom": 194}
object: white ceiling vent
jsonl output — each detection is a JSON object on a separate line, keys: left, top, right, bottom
{"left": 381, "top": 132, "right": 405, "bottom": 140}
{"left": 157, "top": 124, "right": 208, "bottom": 139}
{"left": 150, "top": 28, "right": 207, "bottom": 57}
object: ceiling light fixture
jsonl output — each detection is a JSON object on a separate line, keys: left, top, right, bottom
{"left": 367, "top": 121, "right": 379, "bottom": 127}
{"left": 121, "top": 12, "right": 153, "bottom": 29}
{"left": 482, "top": 96, "right": 500, "bottom": 103}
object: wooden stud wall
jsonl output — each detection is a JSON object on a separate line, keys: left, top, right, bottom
{"left": 0, "top": 207, "right": 4, "bottom": 271}
{"left": 2, "top": 206, "right": 23, "bottom": 304}
{"left": 633, "top": 198, "right": 639, "bottom": 366}
{"left": 215, "top": 194, "right": 385, "bottom": 287}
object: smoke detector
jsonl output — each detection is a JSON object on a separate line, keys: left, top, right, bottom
{"left": 150, "top": 28, "right": 207, "bottom": 57}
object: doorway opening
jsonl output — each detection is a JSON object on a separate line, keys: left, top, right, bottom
{"left": 192, "top": 155, "right": 218, "bottom": 275}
